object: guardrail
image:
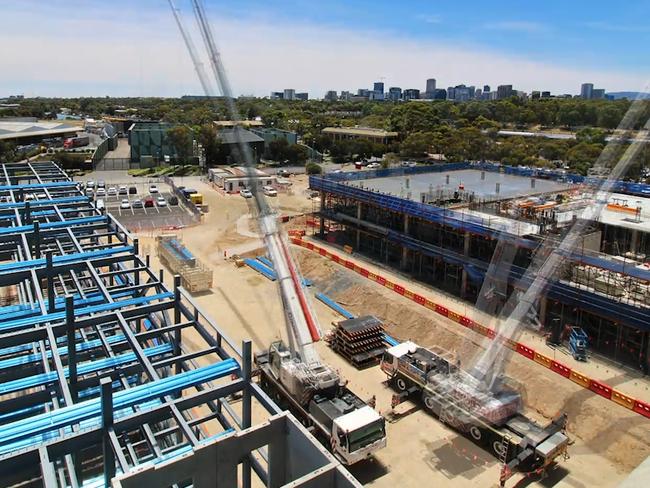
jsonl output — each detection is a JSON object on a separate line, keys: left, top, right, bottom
{"left": 290, "top": 236, "right": 650, "bottom": 420}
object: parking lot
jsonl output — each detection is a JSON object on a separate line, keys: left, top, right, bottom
{"left": 83, "top": 177, "right": 199, "bottom": 231}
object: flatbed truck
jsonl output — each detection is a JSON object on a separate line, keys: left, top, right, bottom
{"left": 255, "top": 341, "right": 387, "bottom": 465}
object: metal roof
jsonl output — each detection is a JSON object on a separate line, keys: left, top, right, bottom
{"left": 0, "top": 121, "right": 79, "bottom": 141}
{"left": 217, "top": 128, "right": 264, "bottom": 144}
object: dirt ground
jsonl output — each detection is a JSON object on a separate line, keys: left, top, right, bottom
{"left": 130, "top": 172, "right": 649, "bottom": 487}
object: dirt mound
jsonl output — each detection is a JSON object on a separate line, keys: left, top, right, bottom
{"left": 296, "top": 251, "right": 650, "bottom": 473}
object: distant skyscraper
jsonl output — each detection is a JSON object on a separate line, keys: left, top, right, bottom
{"left": 324, "top": 90, "right": 338, "bottom": 102}
{"left": 592, "top": 88, "right": 605, "bottom": 99}
{"left": 483, "top": 85, "right": 490, "bottom": 93}
{"left": 373, "top": 82, "right": 384, "bottom": 94}
{"left": 434, "top": 88, "right": 447, "bottom": 100}
{"left": 340, "top": 91, "right": 352, "bottom": 101}
{"left": 447, "top": 86, "right": 455, "bottom": 100}
{"left": 283, "top": 89, "right": 296, "bottom": 100}
{"left": 388, "top": 87, "right": 402, "bottom": 101}
{"left": 581, "top": 83, "right": 594, "bottom": 99}
{"left": 403, "top": 89, "right": 420, "bottom": 101}
{"left": 270, "top": 91, "right": 284, "bottom": 100}
{"left": 468, "top": 86, "right": 476, "bottom": 99}
{"left": 424, "top": 78, "right": 437, "bottom": 98}
{"left": 357, "top": 89, "right": 370, "bottom": 97}
{"left": 541, "top": 91, "right": 551, "bottom": 98}
{"left": 295, "top": 92, "right": 309, "bottom": 101}
{"left": 496, "top": 85, "right": 514, "bottom": 99}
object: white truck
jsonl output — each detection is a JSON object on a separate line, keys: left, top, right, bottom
{"left": 256, "top": 341, "right": 386, "bottom": 465}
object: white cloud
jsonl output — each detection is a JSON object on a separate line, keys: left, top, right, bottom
{"left": 0, "top": 7, "right": 646, "bottom": 98}
{"left": 483, "top": 21, "right": 549, "bottom": 33}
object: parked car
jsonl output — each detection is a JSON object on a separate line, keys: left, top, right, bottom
{"left": 144, "top": 197, "right": 154, "bottom": 208}
{"left": 366, "top": 162, "right": 381, "bottom": 169}
{"left": 149, "top": 184, "right": 159, "bottom": 194}
{"left": 168, "top": 196, "right": 179, "bottom": 206}
{"left": 120, "top": 199, "right": 130, "bottom": 209}
{"left": 129, "top": 186, "right": 137, "bottom": 195}
{"left": 96, "top": 188, "right": 106, "bottom": 197}
{"left": 262, "top": 185, "right": 277, "bottom": 197}
{"left": 156, "top": 196, "right": 167, "bottom": 207}
{"left": 132, "top": 199, "right": 144, "bottom": 209}
{"left": 95, "top": 199, "right": 105, "bottom": 211}
{"left": 240, "top": 189, "right": 253, "bottom": 198}
{"left": 85, "top": 188, "right": 94, "bottom": 197}
{"left": 107, "top": 186, "right": 117, "bottom": 196}
{"left": 118, "top": 186, "right": 128, "bottom": 196}
{"left": 97, "top": 180, "right": 106, "bottom": 189}
{"left": 86, "top": 180, "right": 95, "bottom": 189}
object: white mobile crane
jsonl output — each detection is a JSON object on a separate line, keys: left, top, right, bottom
{"left": 170, "top": 0, "right": 386, "bottom": 465}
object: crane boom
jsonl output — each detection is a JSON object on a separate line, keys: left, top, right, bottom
{"left": 186, "top": 0, "right": 322, "bottom": 365}
{"left": 167, "top": 0, "right": 214, "bottom": 97}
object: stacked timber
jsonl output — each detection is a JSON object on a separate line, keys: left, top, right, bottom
{"left": 330, "top": 316, "right": 386, "bottom": 368}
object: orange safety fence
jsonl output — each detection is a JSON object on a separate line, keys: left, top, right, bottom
{"left": 291, "top": 237, "right": 650, "bottom": 419}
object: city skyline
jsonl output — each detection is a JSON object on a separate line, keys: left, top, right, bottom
{"left": 1, "top": 0, "right": 648, "bottom": 97}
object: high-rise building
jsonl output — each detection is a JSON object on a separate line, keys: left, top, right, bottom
{"left": 388, "top": 87, "right": 402, "bottom": 101}
{"left": 483, "top": 85, "right": 490, "bottom": 93}
{"left": 592, "top": 88, "right": 606, "bottom": 99}
{"left": 434, "top": 88, "right": 447, "bottom": 100}
{"left": 541, "top": 91, "right": 551, "bottom": 98}
{"left": 403, "top": 89, "right": 420, "bottom": 101}
{"left": 424, "top": 78, "right": 437, "bottom": 99}
{"left": 340, "top": 91, "right": 352, "bottom": 101}
{"left": 496, "top": 85, "right": 514, "bottom": 99}
{"left": 324, "top": 91, "right": 338, "bottom": 102}
{"left": 475, "top": 88, "right": 482, "bottom": 99}
{"left": 531, "top": 91, "right": 541, "bottom": 100}
{"left": 295, "top": 92, "right": 309, "bottom": 101}
{"left": 373, "top": 82, "right": 384, "bottom": 94}
{"left": 357, "top": 88, "right": 370, "bottom": 97}
{"left": 447, "top": 86, "right": 455, "bottom": 100}
{"left": 283, "top": 89, "right": 296, "bottom": 100}
{"left": 468, "top": 86, "right": 476, "bottom": 99}
{"left": 580, "top": 83, "right": 594, "bottom": 99}
{"left": 270, "top": 92, "right": 284, "bottom": 100}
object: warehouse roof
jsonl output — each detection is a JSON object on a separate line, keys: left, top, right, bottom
{"left": 214, "top": 120, "right": 264, "bottom": 128}
{"left": 217, "top": 128, "right": 264, "bottom": 145}
{"left": 322, "top": 127, "right": 398, "bottom": 138}
{"left": 0, "top": 120, "right": 79, "bottom": 141}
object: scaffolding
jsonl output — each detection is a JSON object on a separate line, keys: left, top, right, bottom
{"left": 0, "top": 162, "right": 359, "bottom": 488}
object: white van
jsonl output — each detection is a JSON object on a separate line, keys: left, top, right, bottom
{"left": 95, "top": 199, "right": 105, "bottom": 211}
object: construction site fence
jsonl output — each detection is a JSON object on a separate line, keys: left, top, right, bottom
{"left": 289, "top": 235, "right": 650, "bottom": 420}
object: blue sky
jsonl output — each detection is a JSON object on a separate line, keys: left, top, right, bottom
{"left": 0, "top": 0, "right": 648, "bottom": 97}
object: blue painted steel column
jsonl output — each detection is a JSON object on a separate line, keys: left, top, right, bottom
{"left": 173, "top": 275, "right": 181, "bottom": 376}
{"left": 46, "top": 251, "right": 55, "bottom": 313}
{"left": 33, "top": 221, "right": 41, "bottom": 259}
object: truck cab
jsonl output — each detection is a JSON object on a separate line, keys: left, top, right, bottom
{"left": 331, "top": 406, "right": 387, "bottom": 465}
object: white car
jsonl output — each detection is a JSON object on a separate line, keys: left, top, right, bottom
{"left": 86, "top": 180, "right": 95, "bottom": 189}
{"left": 262, "top": 185, "right": 277, "bottom": 196}
{"left": 85, "top": 188, "right": 94, "bottom": 197}
{"left": 95, "top": 199, "right": 105, "bottom": 211}
{"left": 118, "top": 186, "right": 128, "bottom": 196}
{"left": 107, "top": 187, "right": 117, "bottom": 196}
{"left": 156, "top": 196, "right": 167, "bottom": 207}
{"left": 367, "top": 162, "right": 381, "bottom": 169}
{"left": 96, "top": 188, "right": 106, "bottom": 197}
{"left": 120, "top": 199, "right": 130, "bottom": 209}
{"left": 240, "top": 189, "right": 253, "bottom": 198}
{"left": 149, "top": 185, "right": 159, "bottom": 194}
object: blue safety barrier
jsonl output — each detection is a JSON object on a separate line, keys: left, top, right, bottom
{"left": 0, "top": 358, "right": 240, "bottom": 455}
{"left": 0, "top": 291, "right": 173, "bottom": 333}
{"left": 0, "top": 343, "right": 173, "bottom": 395}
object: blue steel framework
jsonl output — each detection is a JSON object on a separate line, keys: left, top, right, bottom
{"left": 311, "top": 164, "right": 650, "bottom": 370}
{"left": 0, "top": 162, "right": 357, "bottom": 488}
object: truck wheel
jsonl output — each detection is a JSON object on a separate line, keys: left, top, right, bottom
{"left": 469, "top": 426, "right": 482, "bottom": 442}
{"left": 424, "top": 395, "right": 436, "bottom": 411}
{"left": 396, "top": 378, "right": 408, "bottom": 392}
{"left": 492, "top": 440, "right": 507, "bottom": 458}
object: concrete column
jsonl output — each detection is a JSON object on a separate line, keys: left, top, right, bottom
{"left": 319, "top": 191, "right": 325, "bottom": 238}
{"left": 356, "top": 203, "right": 362, "bottom": 250}
{"left": 539, "top": 295, "right": 548, "bottom": 326}
{"left": 630, "top": 229, "right": 639, "bottom": 254}
{"left": 401, "top": 215, "right": 409, "bottom": 268}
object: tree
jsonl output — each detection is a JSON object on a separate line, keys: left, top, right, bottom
{"left": 305, "top": 162, "right": 322, "bottom": 174}
{"left": 400, "top": 132, "right": 431, "bottom": 158}
{"left": 167, "top": 126, "right": 194, "bottom": 164}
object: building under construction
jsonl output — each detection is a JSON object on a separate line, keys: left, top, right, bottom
{"left": 0, "top": 161, "right": 359, "bottom": 488}
{"left": 311, "top": 163, "right": 650, "bottom": 371}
